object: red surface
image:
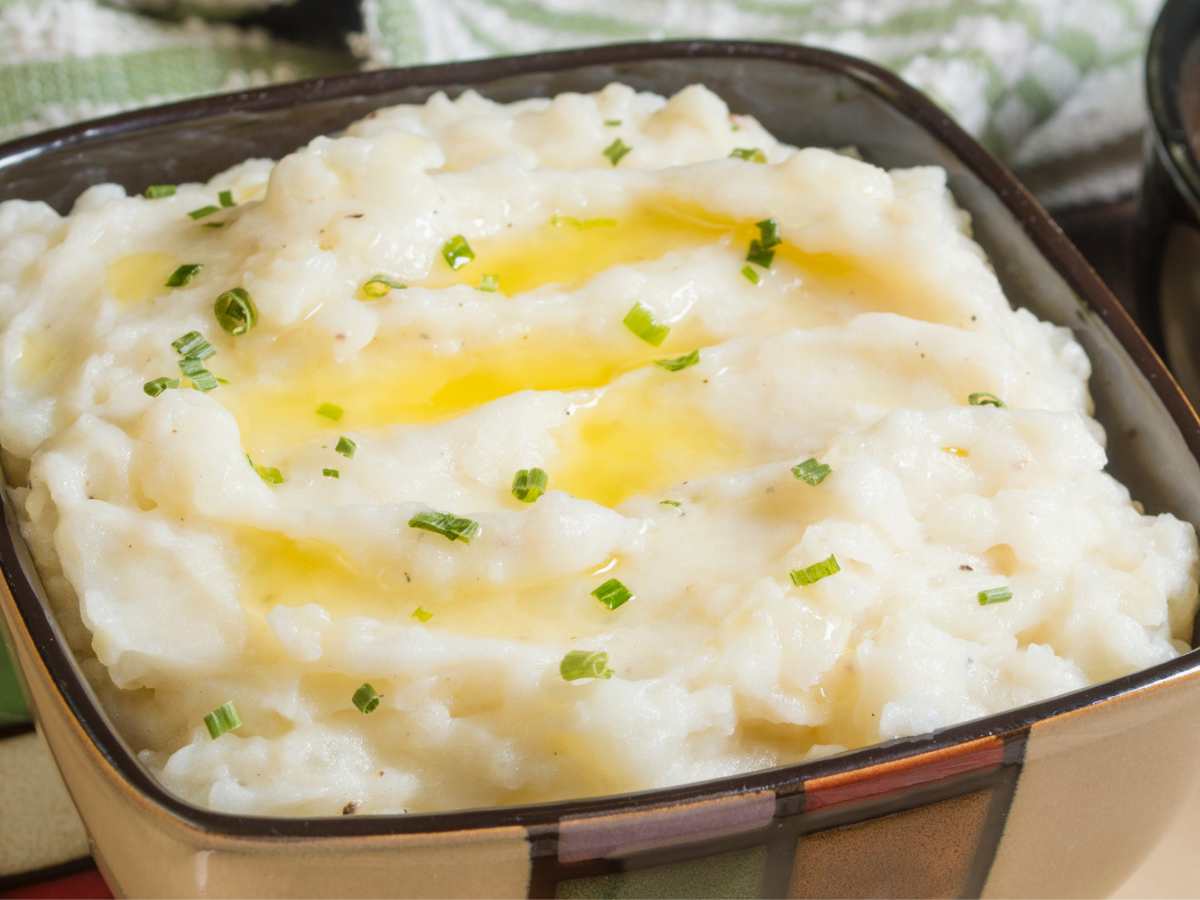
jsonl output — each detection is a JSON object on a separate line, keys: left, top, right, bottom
{"left": 0, "top": 868, "right": 110, "bottom": 899}
{"left": 802, "top": 736, "right": 1006, "bottom": 812}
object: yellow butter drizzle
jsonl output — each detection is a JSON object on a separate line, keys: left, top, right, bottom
{"left": 105, "top": 252, "right": 178, "bottom": 305}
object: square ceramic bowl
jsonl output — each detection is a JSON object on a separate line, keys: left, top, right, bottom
{"left": 3, "top": 40, "right": 1200, "bottom": 899}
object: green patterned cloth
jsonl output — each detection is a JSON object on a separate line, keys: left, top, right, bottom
{"left": 0, "top": 0, "right": 1165, "bottom": 723}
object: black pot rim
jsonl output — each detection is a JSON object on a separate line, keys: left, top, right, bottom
{"left": 3, "top": 37, "right": 1200, "bottom": 841}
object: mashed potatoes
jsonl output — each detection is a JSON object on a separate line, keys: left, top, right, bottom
{"left": 0, "top": 84, "right": 1196, "bottom": 816}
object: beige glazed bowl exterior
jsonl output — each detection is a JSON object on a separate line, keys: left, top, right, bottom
{"left": 3, "top": 41, "right": 1200, "bottom": 898}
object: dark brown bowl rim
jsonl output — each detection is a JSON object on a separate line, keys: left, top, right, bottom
{"left": 1147, "top": 0, "right": 1200, "bottom": 218}
{"left": 3, "top": 38, "right": 1200, "bottom": 840}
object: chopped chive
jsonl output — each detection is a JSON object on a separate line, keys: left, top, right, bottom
{"left": 254, "top": 463, "right": 284, "bottom": 485}
{"left": 213, "top": 287, "right": 257, "bottom": 336}
{"left": 178, "top": 356, "right": 219, "bottom": 392}
{"left": 659, "top": 499, "right": 682, "bottom": 508}
{"left": 592, "top": 578, "right": 633, "bottom": 610}
{"left": 188, "top": 205, "right": 220, "bottom": 220}
{"left": 412, "top": 606, "right": 433, "bottom": 623}
{"left": 171, "top": 330, "right": 214, "bottom": 360}
{"left": 604, "top": 118, "right": 622, "bottom": 126}
{"left": 203, "top": 701, "right": 240, "bottom": 739}
{"left": 791, "top": 458, "right": 831, "bottom": 486}
{"left": 218, "top": 189, "right": 236, "bottom": 208}
{"left": 560, "top": 649, "right": 613, "bottom": 681}
{"left": 623, "top": 302, "right": 670, "bottom": 346}
{"left": 654, "top": 349, "right": 699, "bottom": 372}
{"left": 143, "top": 376, "right": 179, "bottom": 397}
{"left": 602, "top": 137, "right": 632, "bottom": 166}
{"left": 479, "top": 273, "right": 499, "bottom": 293}
{"left": 441, "top": 234, "right": 475, "bottom": 270}
{"left": 360, "top": 274, "right": 405, "bottom": 299}
{"left": 978, "top": 586, "right": 1013, "bottom": 606}
{"left": 968, "top": 392, "right": 1005, "bottom": 408}
{"left": 352, "top": 683, "right": 381, "bottom": 714}
{"left": 511, "top": 467, "right": 548, "bottom": 503}
{"left": 165, "top": 263, "right": 203, "bottom": 288}
{"left": 756, "top": 218, "right": 781, "bottom": 248}
{"left": 322, "top": 467, "right": 340, "bottom": 478}
{"left": 144, "top": 184, "right": 176, "bottom": 199}
{"left": 178, "top": 356, "right": 207, "bottom": 378}
{"left": 746, "top": 243, "right": 774, "bottom": 268}
{"left": 741, "top": 264, "right": 761, "bottom": 284}
{"left": 335, "top": 435, "right": 356, "bottom": 458}
{"left": 789, "top": 554, "right": 841, "bottom": 586}
{"left": 408, "top": 510, "right": 480, "bottom": 543}
{"left": 316, "top": 402, "right": 344, "bottom": 421}
{"left": 746, "top": 218, "right": 782, "bottom": 268}
{"left": 730, "top": 147, "right": 767, "bottom": 163}
{"left": 202, "top": 222, "right": 225, "bottom": 229}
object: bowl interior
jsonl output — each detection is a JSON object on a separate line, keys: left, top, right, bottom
{"left": 3, "top": 42, "right": 1200, "bottom": 830}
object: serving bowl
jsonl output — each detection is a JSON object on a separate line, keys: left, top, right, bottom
{"left": 3, "top": 40, "right": 1200, "bottom": 898}
{"left": 1142, "top": 0, "right": 1200, "bottom": 401}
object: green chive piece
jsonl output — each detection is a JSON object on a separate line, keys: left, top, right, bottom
{"left": 479, "top": 273, "right": 499, "bottom": 292}
{"left": 218, "top": 189, "right": 236, "bottom": 208}
{"left": 360, "top": 274, "right": 405, "bottom": 299}
{"left": 143, "top": 377, "right": 179, "bottom": 397}
{"left": 214, "top": 287, "right": 257, "bottom": 336}
{"left": 730, "top": 147, "right": 767, "bottom": 163}
{"left": 322, "top": 467, "right": 340, "bottom": 479}
{"left": 412, "top": 606, "right": 433, "bottom": 623}
{"left": 511, "top": 467, "right": 548, "bottom": 503}
{"left": 441, "top": 234, "right": 475, "bottom": 270}
{"left": 659, "top": 499, "right": 682, "bottom": 508}
{"left": 978, "top": 586, "right": 1013, "bottom": 606}
{"left": 171, "top": 330, "right": 214, "bottom": 359}
{"left": 178, "top": 355, "right": 208, "bottom": 377}
{"left": 654, "top": 349, "right": 700, "bottom": 372}
{"left": 203, "top": 701, "right": 241, "bottom": 739}
{"left": 603, "top": 137, "right": 632, "bottom": 166}
{"left": 592, "top": 578, "right": 633, "bottom": 611}
{"left": 255, "top": 463, "right": 284, "bottom": 485}
{"left": 604, "top": 118, "right": 622, "bottom": 126}
{"left": 179, "top": 359, "right": 219, "bottom": 392}
{"left": 560, "top": 650, "right": 614, "bottom": 681}
{"left": 757, "top": 218, "right": 781, "bottom": 247}
{"left": 791, "top": 458, "right": 832, "bottom": 486}
{"left": 408, "top": 510, "right": 480, "bottom": 543}
{"left": 623, "top": 302, "right": 670, "bottom": 346}
{"left": 352, "top": 683, "right": 381, "bottom": 714}
{"left": 968, "top": 392, "right": 1006, "bottom": 408}
{"left": 741, "top": 264, "right": 761, "bottom": 284}
{"left": 165, "top": 263, "right": 203, "bottom": 288}
{"left": 188, "top": 205, "right": 220, "bottom": 220}
{"left": 789, "top": 554, "right": 841, "bottom": 586}
{"left": 144, "top": 184, "right": 176, "bottom": 199}
{"left": 316, "top": 402, "right": 344, "bottom": 421}
{"left": 335, "top": 435, "right": 356, "bottom": 458}
{"left": 746, "top": 218, "right": 782, "bottom": 268}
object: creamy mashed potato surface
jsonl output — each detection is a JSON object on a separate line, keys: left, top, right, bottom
{"left": 1, "top": 84, "right": 1197, "bottom": 816}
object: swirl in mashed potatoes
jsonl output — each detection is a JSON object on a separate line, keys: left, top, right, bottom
{"left": 0, "top": 84, "right": 1196, "bottom": 816}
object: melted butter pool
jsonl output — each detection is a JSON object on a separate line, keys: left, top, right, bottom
{"left": 238, "top": 528, "right": 628, "bottom": 641}
{"left": 224, "top": 334, "right": 692, "bottom": 460}
{"left": 105, "top": 252, "right": 178, "bottom": 305}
